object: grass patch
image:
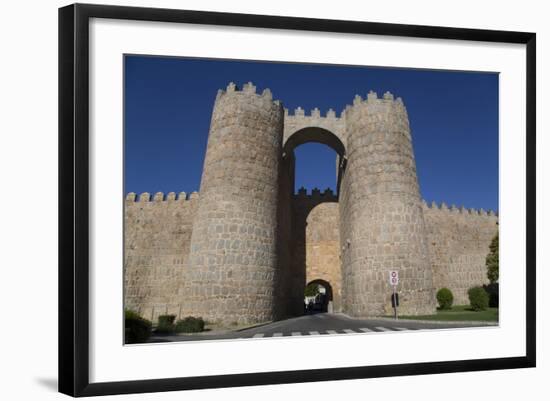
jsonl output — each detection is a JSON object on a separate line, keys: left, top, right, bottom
{"left": 396, "top": 305, "right": 498, "bottom": 322}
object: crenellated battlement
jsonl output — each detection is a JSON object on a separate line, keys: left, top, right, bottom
{"left": 422, "top": 200, "right": 498, "bottom": 217}
{"left": 125, "top": 191, "right": 199, "bottom": 203}
{"left": 342, "top": 90, "right": 407, "bottom": 124}
{"left": 284, "top": 90, "right": 402, "bottom": 120}
{"left": 284, "top": 106, "right": 342, "bottom": 119}
{"left": 348, "top": 90, "right": 404, "bottom": 107}
{"left": 293, "top": 187, "right": 338, "bottom": 201}
{"left": 215, "top": 81, "right": 281, "bottom": 107}
{"left": 283, "top": 106, "right": 346, "bottom": 150}
{"left": 283, "top": 89, "right": 406, "bottom": 151}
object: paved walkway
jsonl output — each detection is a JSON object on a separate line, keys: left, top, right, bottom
{"left": 148, "top": 312, "right": 496, "bottom": 343}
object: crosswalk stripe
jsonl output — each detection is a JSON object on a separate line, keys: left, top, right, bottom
{"left": 374, "top": 327, "right": 392, "bottom": 331}
{"left": 245, "top": 327, "right": 417, "bottom": 338}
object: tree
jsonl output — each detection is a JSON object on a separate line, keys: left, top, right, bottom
{"left": 304, "top": 283, "right": 319, "bottom": 297}
{"left": 486, "top": 232, "right": 499, "bottom": 284}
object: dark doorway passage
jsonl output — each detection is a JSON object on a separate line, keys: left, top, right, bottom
{"left": 304, "top": 279, "right": 334, "bottom": 315}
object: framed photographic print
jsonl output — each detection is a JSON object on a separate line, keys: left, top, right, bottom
{"left": 58, "top": 3, "right": 536, "bottom": 397}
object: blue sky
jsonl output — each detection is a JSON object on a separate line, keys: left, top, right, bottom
{"left": 124, "top": 55, "right": 498, "bottom": 211}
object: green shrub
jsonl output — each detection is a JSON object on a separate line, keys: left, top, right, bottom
{"left": 468, "top": 286, "right": 489, "bottom": 311}
{"left": 483, "top": 283, "right": 499, "bottom": 308}
{"left": 175, "top": 316, "right": 205, "bottom": 333}
{"left": 436, "top": 288, "right": 454, "bottom": 310}
{"left": 156, "top": 314, "right": 176, "bottom": 334}
{"left": 125, "top": 309, "right": 152, "bottom": 344}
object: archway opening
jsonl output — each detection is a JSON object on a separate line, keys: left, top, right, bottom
{"left": 283, "top": 126, "right": 347, "bottom": 196}
{"left": 284, "top": 127, "right": 345, "bottom": 159}
{"left": 293, "top": 143, "right": 338, "bottom": 194}
{"left": 304, "top": 279, "right": 334, "bottom": 314}
{"left": 277, "top": 126, "right": 346, "bottom": 319}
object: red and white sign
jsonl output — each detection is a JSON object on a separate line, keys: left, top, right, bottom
{"left": 389, "top": 270, "right": 399, "bottom": 286}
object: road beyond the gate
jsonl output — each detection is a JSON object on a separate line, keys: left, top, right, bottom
{"left": 148, "top": 312, "right": 497, "bottom": 343}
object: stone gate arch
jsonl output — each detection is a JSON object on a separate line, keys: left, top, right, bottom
{"left": 305, "top": 279, "right": 334, "bottom": 313}
{"left": 182, "top": 83, "right": 435, "bottom": 324}
{"left": 283, "top": 126, "right": 346, "bottom": 159}
{"left": 283, "top": 106, "right": 347, "bottom": 158}
{"left": 282, "top": 123, "right": 348, "bottom": 198}
{"left": 122, "top": 83, "right": 494, "bottom": 327}
{"left": 279, "top": 118, "right": 346, "bottom": 317}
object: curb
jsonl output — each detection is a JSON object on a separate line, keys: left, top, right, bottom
{"left": 372, "top": 317, "right": 499, "bottom": 326}
{"left": 235, "top": 320, "right": 274, "bottom": 332}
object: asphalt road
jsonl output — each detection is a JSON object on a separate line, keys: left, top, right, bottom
{"left": 149, "top": 312, "right": 496, "bottom": 343}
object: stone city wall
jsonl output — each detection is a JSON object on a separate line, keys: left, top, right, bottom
{"left": 124, "top": 192, "right": 498, "bottom": 320}
{"left": 124, "top": 82, "right": 498, "bottom": 324}
{"left": 423, "top": 201, "right": 498, "bottom": 305}
{"left": 124, "top": 191, "right": 199, "bottom": 323}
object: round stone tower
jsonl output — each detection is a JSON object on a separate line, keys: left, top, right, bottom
{"left": 339, "top": 91, "right": 436, "bottom": 316}
{"left": 181, "top": 82, "right": 284, "bottom": 325}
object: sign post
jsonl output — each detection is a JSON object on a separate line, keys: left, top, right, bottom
{"left": 389, "top": 270, "right": 399, "bottom": 320}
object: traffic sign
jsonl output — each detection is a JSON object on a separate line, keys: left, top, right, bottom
{"left": 389, "top": 270, "right": 399, "bottom": 286}
{"left": 389, "top": 270, "right": 400, "bottom": 320}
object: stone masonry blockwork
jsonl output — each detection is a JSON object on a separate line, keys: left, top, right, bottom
{"left": 180, "top": 83, "right": 284, "bottom": 324}
{"left": 339, "top": 92, "right": 436, "bottom": 316}
{"left": 124, "top": 83, "right": 498, "bottom": 324}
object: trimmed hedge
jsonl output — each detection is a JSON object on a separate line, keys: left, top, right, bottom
{"left": 175, "top": 316, "right": 205, "bottom": 333}
{"left": 125, "top": 309, "right": 152, "bottom": 344}
{"left": 468, "top": 286, "right": 489, "bottom": 311}
{"left": 436, "top": 288, "right": 454, "bottom": 310}
{"left": 156, "top": 314, "right": 176, "bottom": 334}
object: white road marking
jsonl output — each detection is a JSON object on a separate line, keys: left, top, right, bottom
{"left": 291, "top": 332, "right": 302, "bottom": 336}
{"left": 252, "top": 333, "right": 264, "bottom": 338}
{"left": 359, "top": 328, "right": 373, "bottom": 332}
{"left": 309, "top": 331, "right": 320, "bottom": 336}
{"left": 343, "top": 329, "right": 356, "bottom": 334}
{"left": 326, "top": 330, "right": 338, "bottom": 335}
{"left": 375, "top": 327, "right": 392, "bottom": 331}
{"left": 272, "top": 332, "right": 283, "bottom": 337}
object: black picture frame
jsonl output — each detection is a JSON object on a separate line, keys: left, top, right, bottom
{"left": 58, "top": 3, "right": 536, "bottom": 397}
